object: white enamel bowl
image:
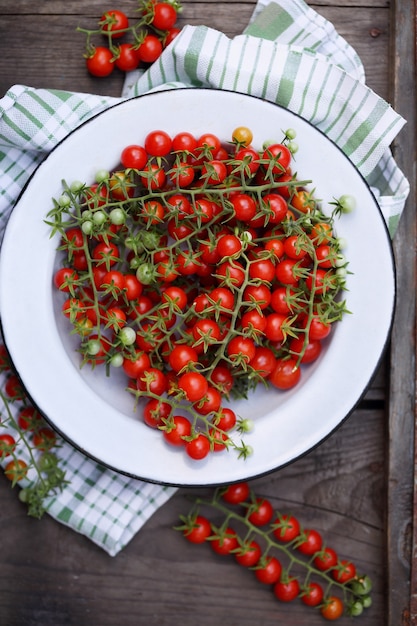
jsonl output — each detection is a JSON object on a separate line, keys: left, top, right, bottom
{"left": 0, "top": 89, "right": 395, "bottom": 486}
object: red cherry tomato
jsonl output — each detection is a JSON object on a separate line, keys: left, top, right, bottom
{"left": 86, "top": 46, "right": 114, "bottom": 77}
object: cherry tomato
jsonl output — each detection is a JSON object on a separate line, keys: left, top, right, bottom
{"left": 120, "top": 144, "right": 147, "bottom": 169}
{"left": 291, "top": 188, "right": 316, "bottom": 213}
{"left": 250, "top": 346, "right": 276, "bottom": 378}
{"left": 297, "top": 528, "right": 323, "bottom": 556}
{"left": 86, "top": 46, "right": 114, "bottom": 77}
{"left": 301, "top": 581, "right": 324, "bottom": 607}
{"left": 32, "top": 427, "right": 57, "bottom": 451}
{"left": 313, "top": 546, "right": 338, "bottom": 571}
{"left": 168, "top": 344, "right": 198, "bottom": 373}
{"left": 0, "top": 344, "right": 10, "bottom": 371}
{"left": 307, "top": 316, "right": 331, "bottom": 341}
{"left": 115, "top": 43, "right": 140, "bottom": 72}
{"left": 124, "top": 274, "right": 143, "bottom": 300}
{"left": 284, "top": 234, "right": 309, "bottom": 260}
{"left": 263, "top": 143, "right": 292, "bottom": 173}
{"left": 270, "top": 286, "right": 296, "bottom": 314}
{"left": 185, "top": 433, "right": 211, "bottom": 460}
{"left": 249, "top": 258, "right": 275, "bottom": 282}
{"left": 201, "top": 160, "right": 228, "bottom": 185}
{"left": 151, "top": 2, "right": 178, "bottom": 30}
{"left": 310, "top": 221, "right": 333, "bottom": 243}
{"left": 289, "top": 336, "right": 322, "bottom": 363}
{"left": 227, "top": 336, "right": 256, "bottom": 364}
{"left": 273, "top": 577, "right": 300, "bottom": 602}
{"left": 193, "top": 386, "right": 222, "bottom": 415}
{"left": 243, "top": 284, "right": 271, "bottom": 309}
{"left": 248, "top": 498, "right": 274, "bottom": 526}
{"left": 275, "top": 258, "right": 299, "bottom": 286}
{"left": 262, "top": 193, "right": 288, "bottom": 224}
{"left": 209, "top": 287, "right": 235, "bottom": 314}
{"left": 163, "top": 415, "right": 191, "bottom": 446}
{"left": 216, "top": 260, "right": 245, "bottom": 287}
{"left": 162, "top": 286, "right": 188, "bottom": 311}
{"left": 235, "top": 540, "right": 262, "bottom": 567}
{"left": 122, "top": 351, "right": 151, "bottom": 379}
{"left": 17, "top": 406, "right": 43, "bottom": 431}
{"left": 332, "top": 559, "right": 356, "bottom": 583}
{"left": 137, "top": 35, "right": 163, "bottom": 63}
{"left": 100, "top": 10, "right": 129, "bottom": 38}
{"left": 216, "top": 234, "right": 242, "bottom": 258}
{"left": 231, "top": 193, "right": 257, "bottom": 221}
{"left": 272, "top": 514, "right": 300, "bottom": 542}
{"left": 4, "top": 374, "right": 24, "bottom": 399}
{"left": 62, "top": 227, "right": 84, "bottom": 251}
{"left": 145, "top": 129, "right": 172, "bottom": 157}
{"left": 0, "top": 434, "right": 16, "bottom": 458}
{"left": 232, "top": 126, "right": 253, "bottom": 146}
{"left": 210, "top": 365, "right": 234, "bottom": 395}
{"left": 165, "top": 27, "right": 181, "bottom": 46}
{"left": 172, "top": 131, "right": 197, "bottom": 153}
{"left": 54, "top": 267, "right": 79, "bottom": 292}
{"left": 92, "top": 241, "right": 119, "bottom": 267}
{"left": 321, "top": 596, "right": 344, "bottom": 620}
{"left": 255, "top": 556, "right": 282, "bottom": 584}
{"left": 169, "top": 161, "right": 195, "bottom": 187}
{"left": 143, "top": 398, "right": 171, "bottom": 428}
{"left": 197, "top": 133, "right": 222, "bottom": 154}
{"left": 192, "top": 319, "right": 221, "bottom": 346}
{"left": 178, "top": 371, "right": 208, "bottom": 402}
{"left": 210, "top": 528, "right": 239, "bottom": 555}
{"left": 184, "top": 515, "right": 211, "bottom": 544}
{"left": 269, "top": 358, "right": 301, "bottom": 390}
{"left": 4, "top": 459, "right": 28, "bottom": 482}
{"left": 221, "top": 482, "right": 250, "bottom": 504}
{"left": 235, "top": 147, "right": 260, "bottom": 175}
{"left": 265, "top": 313, "right": 287, "bottom": 343}
{"left": 137, "top": 367, "right": 167, "bottom": 395}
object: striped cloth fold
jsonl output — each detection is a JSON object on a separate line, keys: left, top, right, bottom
{"left": 0, "top": 0, "right": 410, "bottom": 556}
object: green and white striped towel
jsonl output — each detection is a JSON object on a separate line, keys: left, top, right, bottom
{"left": 0, "top": 0, "right": 410, "bottom": 556}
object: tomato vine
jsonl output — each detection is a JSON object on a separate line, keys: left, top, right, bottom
{"left": 0, "top": 346, "right": 67, "bottom": 518}
{"left": 78, "top": 1, "right": 183, "bottom": 77}
{"left": 47, "top": 126, "right": 353, "bottom": 463}
{"left": 177, "top": 482, "right": 373, "bottom": 620}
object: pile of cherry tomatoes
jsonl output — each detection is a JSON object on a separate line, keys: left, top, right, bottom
{"left": 80, "top": 1, "right": 182, "bottom": 77}
{"left": 179, "top": 482, "right": 372, "bottom": 620}
{"left": 49, "top": 124, "right": 349, "bottom": 462}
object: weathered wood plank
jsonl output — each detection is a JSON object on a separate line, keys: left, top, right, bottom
{"left": 0, "top": 5, "right": 389, "bottom": 99}
{"left": 387, "top": 0, "right": 417, "bottom": 621}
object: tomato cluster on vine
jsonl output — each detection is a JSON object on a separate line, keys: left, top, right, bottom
{"left": 79, "top": 1, "right": 182, "bottom": 77}
{"left": 0, "top": 345, "right": 66, "bottom": 517}
{"left": 48, "top": 123, "right": 350, "bottom": 462}
{"left": 177, "top": 482, "right": 373, "bottom": 620}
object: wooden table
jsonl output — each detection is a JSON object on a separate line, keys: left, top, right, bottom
{"left": 0, "top": 1, "right": 415, "bottom": 624}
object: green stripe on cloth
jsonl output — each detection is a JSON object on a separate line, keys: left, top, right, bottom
{"left": 245, "top": 3, "right": 294, "bottom": 40}
{"left": 276, "top": 49, "right": 303, "bottom": 108}
{"left": 183, "top": 27, "right": 208, "bottom": 87}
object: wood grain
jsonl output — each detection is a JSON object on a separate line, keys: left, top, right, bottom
{"left": 0, "top": 0, "right": 415, "bottom": 624}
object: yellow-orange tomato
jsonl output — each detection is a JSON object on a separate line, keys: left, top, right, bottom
{"left": 232, "top": 126, "right": 253, "bottom": 147}
{"left": 291, "top": 188, "right": 316, "bottom": 213}
{"left": 4, "top": 459, "right": 28, "bottom": 482}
